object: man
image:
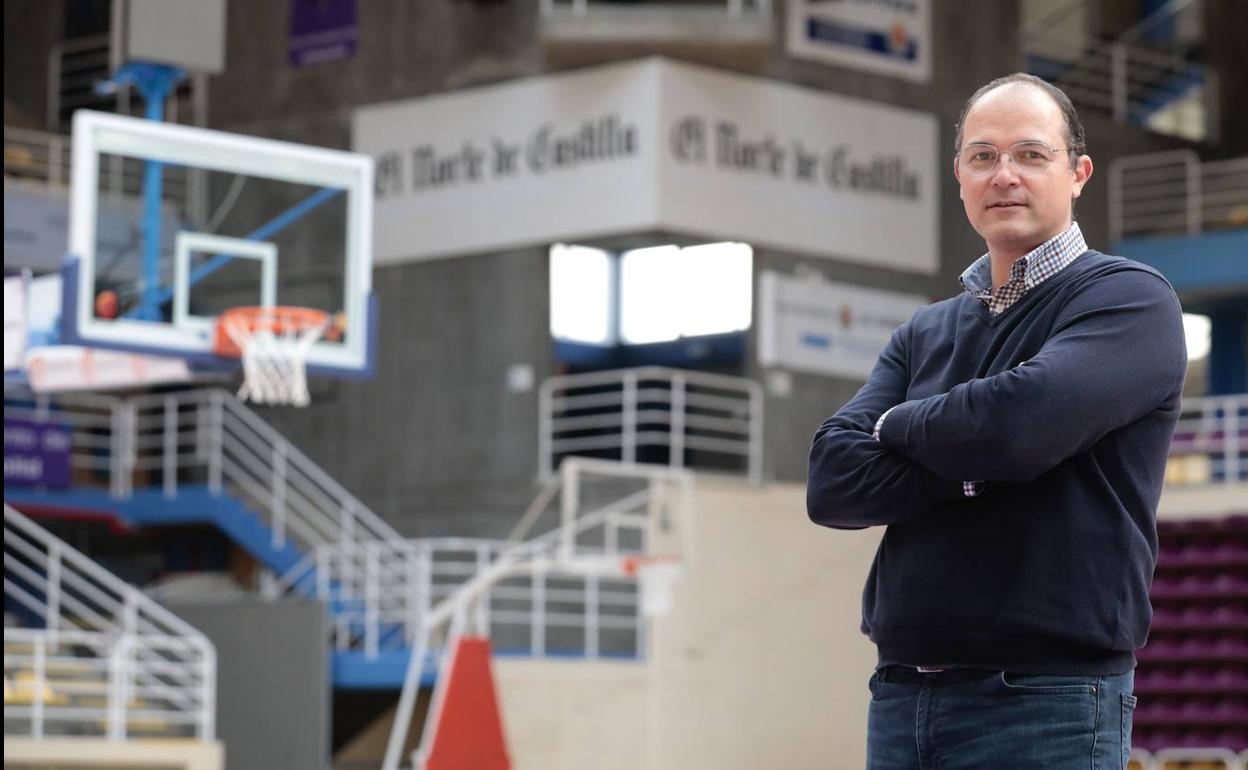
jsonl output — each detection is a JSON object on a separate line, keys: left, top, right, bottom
{"left": 807, "top": 73, "right": 1186, "bottom": 769}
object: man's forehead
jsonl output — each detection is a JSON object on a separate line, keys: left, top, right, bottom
{"left": 963, "top": 83, "right": 1065, "bottom": 143}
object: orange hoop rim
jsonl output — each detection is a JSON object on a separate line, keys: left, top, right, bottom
{"left": 214, "top": 306, "right": 330, "bottom": 357}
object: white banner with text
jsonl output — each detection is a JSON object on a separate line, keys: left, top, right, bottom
{"left": 355, "top": 58, "right": 938, "bottom": 273}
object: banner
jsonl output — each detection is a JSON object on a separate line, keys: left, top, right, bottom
{"left": 354, "top": 58, "right": 939, "bottom": 274}
{"left": 757, "top": 270, "right": 927, "bottom": 379}
{"left": 289, "top": 0, "right": 358, "bottom": 68}
{"left": 4, "top": 418, "right": 72, "bottom": 488}
{"left": 787, "top": 0, "right": 931, "bottom": 82}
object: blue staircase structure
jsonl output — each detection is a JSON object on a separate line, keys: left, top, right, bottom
{"left": 4, "top": 483, "right": 429, "bottom": 689}
{"left": 3, "top": 391, "right": 434, "bottom": 690}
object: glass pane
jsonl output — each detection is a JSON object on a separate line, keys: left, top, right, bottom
{"left": 680, "top": 242, "right": 752, "bottom": 337}
{"left": 550, "top": 244, "right": 612, "bottom": 344}
{"left": 620, "top": 242, "right": 752, "bottom": 344}
{"left": 621, "top": 245, "right": 682, "bottom": 344}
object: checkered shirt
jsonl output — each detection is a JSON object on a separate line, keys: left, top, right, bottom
{"left": 958, "top": 223, "right": 1088, "bottom": 316}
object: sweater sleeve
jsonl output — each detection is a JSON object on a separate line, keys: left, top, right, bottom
{"left": 807, "top": 320, "right": 970, "bottom": 530}
{"left": 876, "top": 269, "right": 1186, "bottom": 483}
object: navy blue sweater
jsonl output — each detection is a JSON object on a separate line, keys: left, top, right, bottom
{"left": 807, "top": 251, "right": 1187, "bottom": 675}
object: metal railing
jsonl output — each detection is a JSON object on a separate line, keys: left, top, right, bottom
{"left": 1024, "top": 0, "right": 1210, "bottom": 140}
{"left": 539, "top": 366, "right": 763, "bottom": 484}
{"left": 4, "top": 391, "right": 683, "bottom": 665}
{"left": 540, "top": 0, "right": 770, "bottom": 18}
{"left": 4, "top": 126, "right": 192, "bottom": 217}
{"left": 3, "top": 505, "right": 215, "bottom": 741}
{"left": 1110, "top": 151, "right": 1248, "bottom": 241}
{"left": 1167, "top": 394, "right": 1248, "bottom": 486}
{"left": 3, "top": 389, "right": 404, "bottom": 556}
{"left": 274, "top": 457, "right": 692, "bottom": 660}
{"left": 380, "top": 458, "right": 693, "bottom": 770}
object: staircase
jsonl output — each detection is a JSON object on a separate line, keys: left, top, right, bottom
{"left": 3, "top": 504, "right": 216, "bottom": 742}
{"left": 1024, "top": 0, "right": 1209, "bottom": 140}
{"left": 4, "top": 389, "right": 677, "bottom": 690}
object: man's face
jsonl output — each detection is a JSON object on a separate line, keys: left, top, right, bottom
{"left": 955, "top": 84, "right": 1092, "bottom": 257}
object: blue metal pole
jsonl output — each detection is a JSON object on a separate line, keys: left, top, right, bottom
{"left": 111, "top": 62, "right": 186, "bottom": 321}
{"left": 138, "top": 94, "right": 166, "bottom": 320}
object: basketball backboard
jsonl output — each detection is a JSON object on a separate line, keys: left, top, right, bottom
{"left": 62, "top": 110, "right": 375, "bottom": 378}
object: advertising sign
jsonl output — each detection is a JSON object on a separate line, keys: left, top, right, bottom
{"left": 4, "top": 418, "right": 72, "bottom": 488}
{"left": 787, "top": 0, "right": 931, "bottom": 82}
{"left": 758, "top": 270, "right": 928, "bottom": 379}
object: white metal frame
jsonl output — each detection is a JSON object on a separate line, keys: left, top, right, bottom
{"left": 173, "top": 232, "right": 277, "bottom": 337}
{"left": 539, "top": 366, "right": 764, "bottom": 484}
{"left": 67, "top": 109, "right": 373, "bottom": 373}
{"left": 3, "top": 505, "right": 216, "bottom": 742}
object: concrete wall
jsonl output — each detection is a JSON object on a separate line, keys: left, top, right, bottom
{"left": 496, "top": 476, "right": 882, "bottom": 770}
{"left": 167, "top": 599, "right": 331, "bottom": 770}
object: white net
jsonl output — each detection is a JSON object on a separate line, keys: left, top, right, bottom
{"left": 220, "top": 309, "right": 328, "bottom": 407}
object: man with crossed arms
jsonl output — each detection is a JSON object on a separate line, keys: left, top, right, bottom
{"left": 807, "top": 73, "right": 1187, "bottom": 769}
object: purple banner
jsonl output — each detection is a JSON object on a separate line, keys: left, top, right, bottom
{"left": 289, "top": 0, "right": 358, "bottom": 68}
{"left": 4, "top": 418, "right": 72, "bottom": 488}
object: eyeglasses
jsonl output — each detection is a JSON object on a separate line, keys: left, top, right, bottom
{"left": 957, "top": 142, "right": 1080, "bottom": 177}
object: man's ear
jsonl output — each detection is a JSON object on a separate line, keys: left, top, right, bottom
{"left": 954, "top": 154, "right": 963, "bottom": 199}
{"left": 1071, "top": 154, "right": 1093, "bottom": 200}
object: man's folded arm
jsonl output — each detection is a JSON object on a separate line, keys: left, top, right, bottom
{"left": 808, "top": 322, "right": 969, "bottom": 529}
{"left": 877, "top": 269, "right": 1186, "bottom": 483}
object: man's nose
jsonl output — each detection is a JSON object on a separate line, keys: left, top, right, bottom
{"left": 990, "top": 155, "right": 1022, "bottom": 186}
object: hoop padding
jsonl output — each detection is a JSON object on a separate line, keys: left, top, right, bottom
{"left": 215, "top": 306, "right": 329, "bottom": 407}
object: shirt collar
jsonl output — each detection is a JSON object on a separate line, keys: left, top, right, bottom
{"left": 959, "top": 222, "right": 1087, "bottom": 296}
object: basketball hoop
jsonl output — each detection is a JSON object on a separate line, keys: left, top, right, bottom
{"left": 214, "top": 306, "right": 329, "bottom": 407}
{"left": 621, "top": 555, "right": 682, "bottom": 617}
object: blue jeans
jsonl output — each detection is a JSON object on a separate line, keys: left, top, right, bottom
{"left": 867, "top": 667, "right": 1137, "bottom": 770}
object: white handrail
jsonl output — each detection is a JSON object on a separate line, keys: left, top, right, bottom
{"left": 1110, "top": 151, "right": 1248, "bottom": 241}
{"left": 11, "top": 388, "right": 405, "bottom": 553}
{"left": 294, "top": 458, "right": 692, "bottom": 660}
{"left": 5, "top": 506, "right": 203, "bottom": 639}
{"left": 380, "top": 459, "right": 694, "bottom": 770}
{"left": 4, "top": 506, "right": 216, "bottom": 741}
{"left": 540, "top": 0, "right": 770, "bottom": 17}
{"left": 1169, "top": 394, "right": 1248, "bottom": 485}
{"left": 539, "top": 366, "right": 763, "bottom": 483}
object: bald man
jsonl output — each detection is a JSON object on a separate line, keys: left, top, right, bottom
{"left": 808, "top": 73, "right": 1186, "bottom": 769}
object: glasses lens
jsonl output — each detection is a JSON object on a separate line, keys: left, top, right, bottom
{"left": 1011, "top": 143, "right": 1055, "bottom": 174}
{"left": 961, "top": 146, "right": 998, "bottom": 176}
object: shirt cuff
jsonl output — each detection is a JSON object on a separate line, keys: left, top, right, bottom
{"left": 872, "top": 407, "right": 896, "bottom": 442}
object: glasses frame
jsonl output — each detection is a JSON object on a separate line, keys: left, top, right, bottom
{"left": 956, "top": 141, "right": 1084, "bottom": 177}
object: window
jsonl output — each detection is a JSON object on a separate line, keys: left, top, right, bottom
{"left": 549, "top": 244, "right": 613, "bottom": 345}
{"left": 550, "top": 241, "right": 753, "bottom": 347}
{"left": 1182, "top": 313, "right": 1211, "bottom": 361}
